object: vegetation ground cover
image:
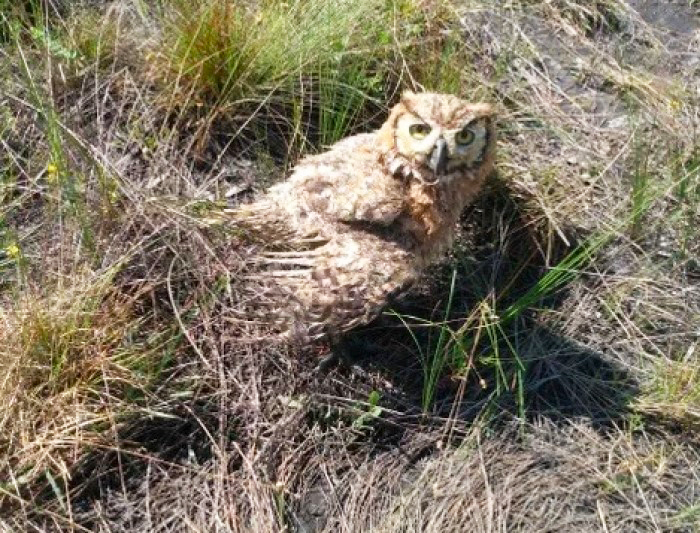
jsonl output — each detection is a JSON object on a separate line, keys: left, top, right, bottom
{"left": 0, "top": 0, "right": 698, "bottom": 531}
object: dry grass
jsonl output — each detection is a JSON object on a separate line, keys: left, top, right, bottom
{"left": 1, "top": 0, "right": 699, "bottom": 531}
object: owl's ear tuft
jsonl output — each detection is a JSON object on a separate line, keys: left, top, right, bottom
{"left": 473, "top": 102, "right": 496, "bottom": 118}
{"left": 400, "top": 90, "right": 418, "bottom": 107}
{"left": 376, "top": 100, "right": 406, "bottom": 151}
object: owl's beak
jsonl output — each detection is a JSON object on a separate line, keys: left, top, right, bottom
{"left": 428, "top": 138, "right": 449, "bottom": 176}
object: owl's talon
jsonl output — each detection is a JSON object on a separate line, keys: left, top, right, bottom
{"left": 314, "top": 336, "right": 379, "bottom": 376}
{"left": 315, "top": 350, "right": 341, "bottom": 373}
{"left": 315, "top": 335, "right": 357, "bottom": 374}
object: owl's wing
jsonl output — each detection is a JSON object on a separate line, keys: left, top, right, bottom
{"left": 281, "top": 135, "right": 407, "bottom": 226}
{"left": 238, "top": 235, "right": 418, "bottom": 342}
{"left": 221, "top": 199, "right": 330, "bottom": 251}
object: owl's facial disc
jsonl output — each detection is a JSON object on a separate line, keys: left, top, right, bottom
{"left": 390, "top": 106, "right": 492, "bottom": 184}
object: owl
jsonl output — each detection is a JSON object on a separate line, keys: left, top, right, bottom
{"left": 222, "top": 91, "right": 496, "bottom": 364}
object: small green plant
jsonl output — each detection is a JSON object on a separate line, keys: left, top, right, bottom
{"left": 630, "top": 139, "right": 652, "bottom": 240}
{"left": 673, "top": 147, "right": 700, "bottom": 260}
{"left": 644, "top": 357, "right": 700, "bottom": 420}
{"left": 352, "top": 390, "right": 383, "bottom": 430}
{"left": 29, "top": 25, "right": 78, "bottom": 61}
{"left": 394, "top": 220, "right": 617, "bottom": 417}
{"left": 316, "top": 60, "right": 382, "bottom": 147}
{"left": 474, "top": 302, "right": 526, "bottom": 416}
{"left": 391, "top": 269, "right": 458, "bottom": 413}
{"left": 672, "top": 504, "right": 700, "bottom": 529}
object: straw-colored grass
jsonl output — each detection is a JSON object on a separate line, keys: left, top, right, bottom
{"left": 1, "top": 0, "right": 699, "bottom": 530}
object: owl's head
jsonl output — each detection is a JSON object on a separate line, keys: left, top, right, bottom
{"left": 378, "top": 91, "right": 496, "bottom": 185}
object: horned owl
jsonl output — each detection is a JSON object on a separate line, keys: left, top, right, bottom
{"left": 223, "top": 91, "right": 496, "bottom": 356}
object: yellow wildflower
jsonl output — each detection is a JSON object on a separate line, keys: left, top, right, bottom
{"left": 47, "top": 163, "right": 59, "bottom": 183}
{"left": 6, "top": 243, "right": 20, "bottom": 259}
{"left": 669, "top": 99, "right": 682, "bottom": 113}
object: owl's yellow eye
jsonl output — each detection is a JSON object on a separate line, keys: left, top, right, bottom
{"left": 409, "top": 123, "right": 431, "bottom": 139}
{"left": 455, "top": 128, "right": 475, "bottom": 145}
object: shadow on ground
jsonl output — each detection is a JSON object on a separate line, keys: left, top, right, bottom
{"left": 341, "top": 177, "right": 638, "bottom": 428}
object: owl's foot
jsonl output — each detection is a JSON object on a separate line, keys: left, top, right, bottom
{"left": 315, "top": 350, "right": 342, "bottom": 373}
{"left": 315, "top": 336, "right": 351, "bottom": 373}
{"left": 314, "top": 335, "right": 379, "bottom": 374}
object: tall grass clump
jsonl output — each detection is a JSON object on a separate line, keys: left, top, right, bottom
{"left": 153, "top": 0, "right": 397, "bottom": 148}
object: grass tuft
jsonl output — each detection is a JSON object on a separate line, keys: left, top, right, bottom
{"left": 151, "top": 0, "right": 397, "bottom": 150}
